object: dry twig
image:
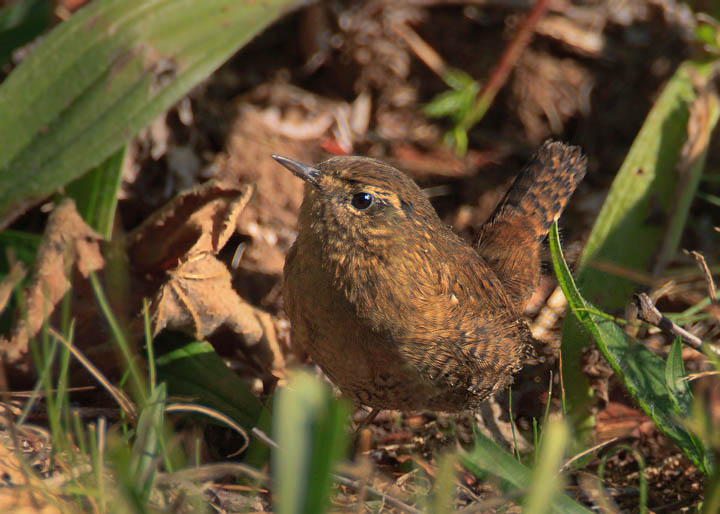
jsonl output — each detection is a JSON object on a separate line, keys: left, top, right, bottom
{"left": 685, "top": 250, "right": 718, "bottom": 308}
{"left": 632, "top": 293, "right": 719, "bottom": 356}
{"left": 48, "top": 328, "right": 137, "bottom": 422}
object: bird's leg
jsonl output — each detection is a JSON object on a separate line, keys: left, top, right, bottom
{"left": 355, "top": 408, "right": 381, "bottom": 433}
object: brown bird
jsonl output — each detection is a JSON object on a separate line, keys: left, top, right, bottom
{"left": 273, "top": 141, "right": 586, "bottom": 411}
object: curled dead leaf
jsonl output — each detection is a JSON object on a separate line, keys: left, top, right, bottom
{"left": 0, "top": 199, "right": 104, "bottom": 369}
{"left": 128, "top": 180, "right": 255, "bottom": 273}
{"left": 152, "top": 252, "right": 264, "bottom": 345}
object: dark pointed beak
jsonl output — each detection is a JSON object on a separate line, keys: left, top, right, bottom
{"left": 272, "top": 155, "right": 321, "bottom": 187}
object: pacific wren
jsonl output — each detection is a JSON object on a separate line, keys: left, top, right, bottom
{"left": 273, "top": 141, "right": 586, "bottom": 411}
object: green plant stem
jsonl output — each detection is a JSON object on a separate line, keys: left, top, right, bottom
{"left": 89, "top": 271, "right": 148, "bottom": 406}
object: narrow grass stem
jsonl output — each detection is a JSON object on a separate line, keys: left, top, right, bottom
{"left": 89, "top": 271, "right": 148, "bottom": 406}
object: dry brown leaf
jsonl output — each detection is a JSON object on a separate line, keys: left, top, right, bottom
{"left": 0, "top": 200, "right": 104, "bottom": 368}
{"left": 216, "top": 101, "right": 317, "bottom": 276}
{"left": 129, "top": 177, "right": 273, "bottom": 353}
{"left": 0, "top": 487, "right": 67, "bottom": 514}
{"left": 596, "top": 401, "right": 653, "bottom": 442}
{"left": 511, "top": 49, "right": 592, "bottom": 142}
{"left": 0, "top": 435, "right": 30, "bottom": 486}
{"left": 127, "top": 180, "right": 255, "bottom": 273}
{"left": 152, "top": 252, "right": 264, "bottom": 344}
{"left": 0, "top": 435, "right": 69, "bottom": 514}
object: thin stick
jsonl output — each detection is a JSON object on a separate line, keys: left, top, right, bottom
{"left": 560, "top": 437, "right": 619, "bottom": 472}
{"left": 332, "top": 473, "right": 422, "bottom": 514}
{"left": 355, "top": 408, "right": 380, "bottom": 432}
{"left": 392, "top": 22, "right": 448, "bottom": 78}
{"left": 460, "top": 0, "right": 551, "bottom": 129}
{"left": 165, "top": 403, "right": 249, "bottom": 457}
{"left": 686, "top": 250, "right": 718, "bottom": 308}
{"left": 632, "top": 293, "right": 719, "bottom": 356}
{"left": 48, "top": 327, "right": 137, "bottom": 422}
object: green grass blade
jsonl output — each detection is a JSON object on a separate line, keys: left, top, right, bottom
{"left": 523, "top": 419, "right": 570, "bottom": 514}
{"left": 560, "top": 59, "right": 720, "bottom": 426}
{"left": 0, "top": 0, "right": 304, "bottom": 228}
{"left": 430, "top": 453, "right": 458, "bottom": 513}
{"left": 550, "top": 222, "right": 712, "bottom": 474}
{"left": 143, "top": 299, "right": 156, "bottom": 393}
{"left": 461, "top": 428, "right": 593, "bottom": 514}
{"left": 66, "top": 146, "right": 126, "bottom": 239}
{"left": 129, "top": 382, "right": 167, "bottom": 499}
{"left": 90, "top": 271, "right": 148, "bottom": 406}
{"left": 272, "top": 370, "right": 350, "bottom": 514}
{"left": 703, "top": 468, "right": 720, "bottom": 514}
{"left": 0, "top": 230, "right": 41, "bottom": 274}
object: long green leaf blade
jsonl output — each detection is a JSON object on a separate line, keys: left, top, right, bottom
{"left": 560, "top": 59, "right": 720, "bottom": 425}
{"left": 66, "top": 146, "right": 126, "bottom": 239}
{"left": 550, "top": 222, "right": 711, "bottom": 474}
{"left": 462, "top": 428, "right": 593, "bottom": 514}
{"left": 0, "top": 0, "right": 303, "bottom": 228}
{"left": 272, "top": 370, "right": 349, "bottom": 514}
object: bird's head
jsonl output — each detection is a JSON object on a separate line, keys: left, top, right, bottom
{"left": 272, "top": 155, "right": 440, "bottom": 251}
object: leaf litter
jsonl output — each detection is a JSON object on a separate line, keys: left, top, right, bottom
{"left": 1, "top": 199, "right": 104, "bottom": 373}
{"left": 2, "top": 0, "right": 720, "bottom": 512}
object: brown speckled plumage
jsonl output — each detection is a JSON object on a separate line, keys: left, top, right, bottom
{"left": 274, "top": 140, "right": 587, "bottom": 411}
{"left": 477, "top": 141, "right": 588, "bottom": 306}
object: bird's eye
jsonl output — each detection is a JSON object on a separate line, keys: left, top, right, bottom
{"left": 351, "top": 192, "right": 373, "bottom": 210}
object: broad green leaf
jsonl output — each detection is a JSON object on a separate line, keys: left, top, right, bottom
{"left": 550, "top": 223, "right": 712, "bottom": 474}
{"left": 423, "top": 67, "right": 479, "bottom": 157}
{"left": 0, "top": 0, "right": 303, "bottom": 228}
{"left": 462, "top": 428, "right": 593, "bottom": 514}
{"left": 561, "top": 60, "right": 720, "bottom": 425}
{"left": 423, "top": 89, "right": 472, "bottom": 119}
{"left": 66, "top": 146, "right": 126, "bottom": 239}
{"left": 423, "top": 72, "right": 479, "bottom": 122}
{"left": 273, "top": 370, "right": 349, "bottom": 514}
{"left": 155, "top": 337, "right": 263, "bottom": 430}
{"left": 665, "top": 337, "right": 692, "bottom": 414}
{"left": 443, "top": 68, "right": 478, "bottom": 91}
